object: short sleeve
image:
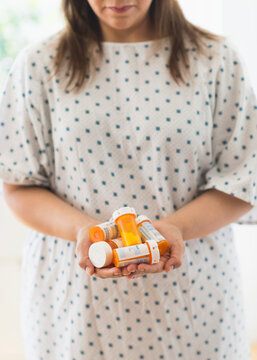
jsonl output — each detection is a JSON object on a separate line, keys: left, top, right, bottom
{"left": 198, "top": 39, "right": 257, "bottom": 224}
{"left": 0, "top": 47, "right": 52, "bottom": 187}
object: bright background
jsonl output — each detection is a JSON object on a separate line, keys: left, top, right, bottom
{"left": 0, "top": 0, "right": 257, "bottom": 359}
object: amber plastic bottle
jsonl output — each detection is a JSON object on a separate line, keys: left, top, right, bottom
{"left": 112, "top": 207, "right": 142, "bottom": 247}
{"left": 113, "top": 240, "right": 160, "bottom": 268}
{"left": 136, "top": 215, "right": 170, "bottom": 256}
{"left": 89, "top": 220, "right": 119, "bottom": 242}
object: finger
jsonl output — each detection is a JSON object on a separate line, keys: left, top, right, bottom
{"left": 165, "top": 243, "right": 185, "bottom": 272}
{"left": 76, "top": 237, "right": 95, "bottom": 274}
{"left": 121, "top": 263, "right": 137, "bottom": 276}
{"left": 77, "top": 250, "right": 94, "bottom": 273}
{"left": 137, "top": 261, "right": 164, "bottom": 274}
{"left": 127, "top": 263, "right": 137, "bottom": 273}
{"left": 95, "top": 266, "right": 122, "bottom": 279}
{"left": 86, "top": 263, "right": 95, "bottom": 276}
{"left": 78, "top": 255, "right": 95, "bottom": 275}
{"left": 121, "top": 267, "right": 130, "bottom": 276}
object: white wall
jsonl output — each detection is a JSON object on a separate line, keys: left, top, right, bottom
{"left": 180, "top": 0, "right": 223, "bottom": 34}
{"left": 234, "top": 225, "right": 257, "bottom": 341}
{"left": 223, "top": 0, "right": 257, "bottom": 93}
{"left": 0, "top": 201, "right": 28, "bottom": 360}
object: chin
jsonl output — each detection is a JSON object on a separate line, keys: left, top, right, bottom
{"left": 108, "top": 20, "right": 134, "bottom": 31}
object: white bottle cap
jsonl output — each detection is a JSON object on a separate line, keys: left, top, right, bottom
{"left": 112, "top": 206, "right": 137, "bottom": 222}
{"left": 88, "top": 242, "right": 113, "bottom": 268}
{"left": 146, "top": 240, "right": 160, "bottom": 264}
{"left": 135, "top": 215, "right": 151, "bottom": 225}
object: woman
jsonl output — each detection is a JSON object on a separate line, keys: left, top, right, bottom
{"left": 1, "top": 0, "right": 256, "bottom": 359}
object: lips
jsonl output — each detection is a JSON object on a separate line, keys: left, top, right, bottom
{"left": 108, "top": 5, "right": 134, "bottom": 13}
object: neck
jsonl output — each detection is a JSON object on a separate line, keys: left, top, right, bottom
{"left": 100, "top": 16, "right": 156, "bottom": 43}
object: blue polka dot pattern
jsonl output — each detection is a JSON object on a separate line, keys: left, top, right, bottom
{"left": 0, "top": 33, "right": 256, "bottom": 359}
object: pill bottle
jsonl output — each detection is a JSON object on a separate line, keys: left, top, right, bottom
{"left": 113, "top": 239, "right": 160, "bottom": 268}
{"left": 89, "top": 220, "right": 120, "bottom": 243}
{"left": 136, "top": 215, "right": 170, "bottom": 256}
{"left": 112, "top": 207, "right": 142, "bottom": 247}
{"left": 89, "top": 238, "right": 124, "bottom": 268}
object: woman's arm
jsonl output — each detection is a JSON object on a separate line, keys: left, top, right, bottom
{"left": 2, "top": 183, "right": 97, "bottom": 242}
{"left": 133, "top": 189, "right": 254, "bottom": 275}
{"left": 2, "top": 183, "right": 124, "bottom": 278}
{"left": 160, "top": 189, "right": 254, "bottom": 241}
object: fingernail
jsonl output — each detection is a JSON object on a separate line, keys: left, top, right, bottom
{"left": 167, "top": 265, "right": 174, "bottom": 273}
{"left": 86, "top": 267, "right": 91, "bottom": 275}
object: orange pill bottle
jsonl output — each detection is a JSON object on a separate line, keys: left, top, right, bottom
{"left": 136, "top": 215, "right": 170, "bottom": 256}
{"left": 113, "top": 240, "right": 160, "bottom": 268}
{"left": 112, "top": 207, "right": 142, "bottom": 247}
{"left": 89, "top": 220, "right": 119, "bottom": 243}
{"left": 89, "top": 238, "right": 124, "bottom": 268}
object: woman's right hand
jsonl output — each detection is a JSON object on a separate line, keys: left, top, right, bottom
{"left": 75, "top": 220, "right": 123, "bottom": 278}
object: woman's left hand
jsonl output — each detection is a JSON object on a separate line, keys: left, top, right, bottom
{"left": 122, "top": 220, "right": 185, "bottom": 279}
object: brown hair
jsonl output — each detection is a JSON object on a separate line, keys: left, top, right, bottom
{"left": 54, "top": 0, "right": 222, "bottom": 92}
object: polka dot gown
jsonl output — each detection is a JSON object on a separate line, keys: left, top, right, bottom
{"left": 0, "top": 32, "right": 257, "bottom": 360}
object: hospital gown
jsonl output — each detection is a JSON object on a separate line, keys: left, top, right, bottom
{"left": 0, "top": 32, "right": 257, "bottom": 359}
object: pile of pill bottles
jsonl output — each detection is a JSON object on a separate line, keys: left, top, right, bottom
{"left": 89, "top": 207, "right": 170, "bottom": 268}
